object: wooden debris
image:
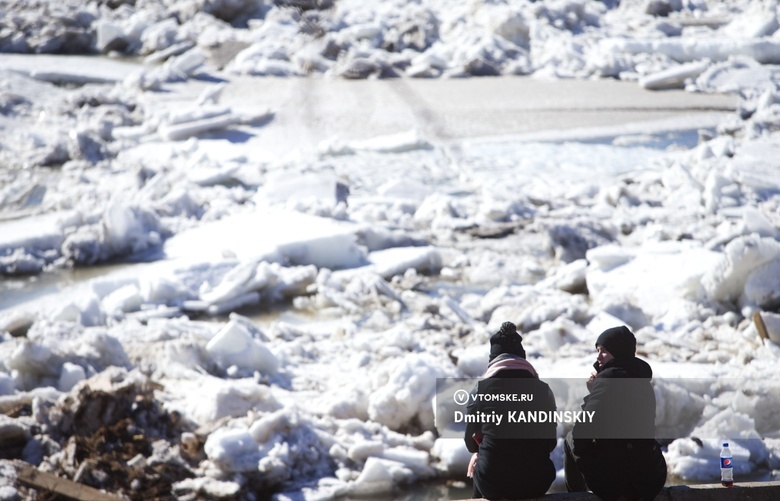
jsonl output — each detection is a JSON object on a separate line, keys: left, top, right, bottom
{"left": 17, "top": 463, "right": 124, "bottom": 501}
{"left": 753, "top": 310, "right": 769, "bottom": 346}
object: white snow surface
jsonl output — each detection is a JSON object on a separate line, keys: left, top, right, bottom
{"left": 2, "top": 0, "right": 780, "bottom": 499}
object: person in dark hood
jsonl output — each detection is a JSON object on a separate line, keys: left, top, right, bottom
{"left": 564, "top": 326, "right": 667, "bottom": 501}
{"left": 464, "top": 321, "right": 557, "bottom": 500}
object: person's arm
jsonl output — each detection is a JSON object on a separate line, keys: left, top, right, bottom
{"left": 586, "top": 361, "right": 599, "bottom": 391}
{"left": 464, "top": 384, "right": 481, "bottom": 453}
{"left": 572, "top": 376, "right": 609, "bottom": 454}
{"left": 465, "top": 422, "right": 480, "bottom": 453}
{"left": 543, "top": 385, "right": 558, "bottom": 453}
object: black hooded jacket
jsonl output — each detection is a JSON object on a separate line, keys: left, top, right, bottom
{"left": 573, "top": 356, "right": 657, "bottom": 448}
{"left": 571, "top": 356, "right": 667, "bottom": 501}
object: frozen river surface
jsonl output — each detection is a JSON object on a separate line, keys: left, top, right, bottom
{"left": 2, "top": 51, "right": 779, "bottom": 501}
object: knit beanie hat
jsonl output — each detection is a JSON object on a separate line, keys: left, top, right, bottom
{"left": 595, "top": 325, "right": 636, "bottom": 360}
{"left": 489, "top": 321, "right": 526, "bottom": 362}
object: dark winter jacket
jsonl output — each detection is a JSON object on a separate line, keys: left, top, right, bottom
{"left": 571, "top": 356, "right": 667, "bottom": 501}
{"left": 464, "top": 354, "right": 557, "bottom": 500}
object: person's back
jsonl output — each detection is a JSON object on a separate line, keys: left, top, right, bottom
{"left": 464, "top": 322, "right": 557, "bottom": 500}
{"left": 565, "top": 326, "right": 667, "bottom": 501}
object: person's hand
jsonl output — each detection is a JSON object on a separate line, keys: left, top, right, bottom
{"left": 586, "top": 371, "right": 596, "bottom": 391}
{"left": 467, "top": 453, "right": 478, "bottom": 478}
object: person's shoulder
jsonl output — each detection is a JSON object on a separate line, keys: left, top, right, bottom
{"left": 595, "top": 366, "right": 626, "bottom": 379}
{"left": 624, "top": 356, "right": 653, "bottom": 378}
{"left": 598, "top": 357, "right": 653, "bottom": 379}
{"left": 489, "top": 368, "right": 535, "bottom": 378}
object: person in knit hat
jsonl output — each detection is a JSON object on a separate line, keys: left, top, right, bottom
{"left": 463, "top": 321, "right": 557, "bottom": 500}
{"left": 564, "top": 325, "right": 667, "bottom": 501}
{"left": 596, "top": 325, "right": 637, "bottom": 360}
{"left": 489, "top": 320, "right": 527, "bottom": 361}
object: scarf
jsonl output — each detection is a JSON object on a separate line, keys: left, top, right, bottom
{"left": 482, "top": 354, "right": 538, "bottom": 379}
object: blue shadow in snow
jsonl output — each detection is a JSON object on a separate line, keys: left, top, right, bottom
{"left": 565, "top": 127, "right": 707, "bottom": 151}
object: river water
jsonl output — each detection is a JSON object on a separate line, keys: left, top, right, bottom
{"left": 0, "top": 60, "right": 743, "bottom": 498}
{"left": 0, "top": 67, "right": 736, "bottom": 314}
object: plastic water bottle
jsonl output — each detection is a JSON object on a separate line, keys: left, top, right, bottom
{"left": 720, "top": 442, "right": 733, "bottom": 487}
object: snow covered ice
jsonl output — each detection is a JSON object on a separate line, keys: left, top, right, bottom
{"left": 2, "top": 0, "right": 780, "bottom": 499}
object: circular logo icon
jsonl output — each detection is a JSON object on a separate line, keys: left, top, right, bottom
{"left": 453, "top": 389, "right": 470, "bottom": 406}
{"left": 723, "top": 459, "right": 731, "bottom": 467}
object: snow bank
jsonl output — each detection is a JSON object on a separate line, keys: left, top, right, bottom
{"left": 368, "top": 352, "right": 457, "bottom": 431}
{"left": 586, "top": 241, "right": 722, "bottom": 329}
{"left": 163, "top": 210, "right": 366, "bottom": 269}
{"left": 702, "top": 234, "right": 780, "bottom": 310}
{"left": 206, "top": 320, "right": 279, "bottom": 376}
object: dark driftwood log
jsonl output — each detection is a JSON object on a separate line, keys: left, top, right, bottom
{"left": 17, "top": 463, "right": 124, "bottom": 501}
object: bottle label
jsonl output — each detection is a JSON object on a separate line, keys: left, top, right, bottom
{"left": 721, "top": 457, "right": 733, "bottom": 469}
